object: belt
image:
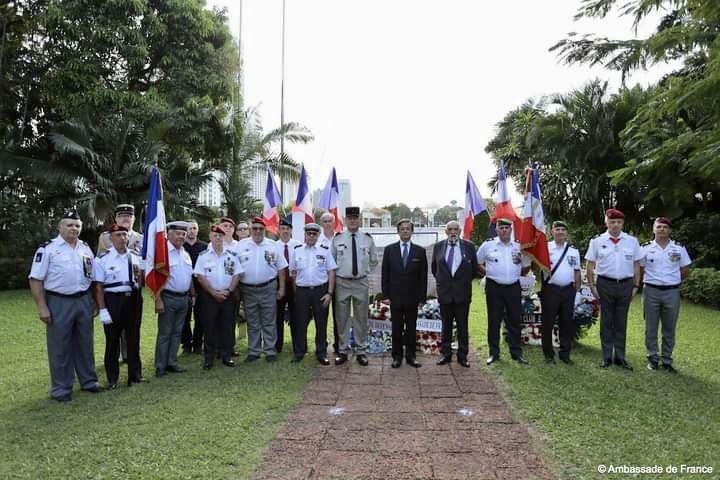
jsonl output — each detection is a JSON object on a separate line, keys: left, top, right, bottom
{"left": 103, "top": 281, "right": 135, "bottom": 289}
{"left": 486, "top": 279, "right": 520, "bottom": 288}
{"left": 544, "top": 283, "right": 574, "bottom": 289}
{"left": 162, "top": 290, "right": 189, "bottom": 297}
{"left": 45, "top": 289, "right": 90, "bottom": 298}
{"left": 106, "top": 291, "right": 136, "bottom": 297}
{"left": 241, "top": 278, "right": 276, "bottom": 288}
{"left": 297, "top": 283, "right": 329, "bottom": 290}
{"left": 337, "top": 276, "right": 366, "bottom": 280}
{"left": 597, "top": 276, "right": 633, "bottom": 283}
{"left": 645, "top": 283, "right": 680, "bottom": 290}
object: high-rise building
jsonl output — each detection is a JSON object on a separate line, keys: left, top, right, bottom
{"left": 338, "top": 178, "right": 352, "bottom": 214}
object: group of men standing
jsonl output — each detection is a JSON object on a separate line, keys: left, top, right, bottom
{"left": 28, "top": 202, "right": 691, "bottom": 401}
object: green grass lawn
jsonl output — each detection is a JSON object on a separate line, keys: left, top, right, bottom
{"left": 0, "top": 290, "right": 315, "bottom": 480}
{"left": 468, "top": 284, "right": 720, "bottom": 480}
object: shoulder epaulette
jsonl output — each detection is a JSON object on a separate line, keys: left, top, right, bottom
{"left": 80, "top": 240, "right": 88, "bottom": 246}
{"left": 592, "top": 233, "right": 602, "bottom": 239}
{"left": 320, "top": 244, "right": 329, "bottom": 250}
{"left": 294, "top": 244, "right": 303, "bottom": 249}
{"left": 98, "top": 250, "right": 111, "bottom": 258}
{"left": 227, "top": 250, "right": 237, "bottom": 256}
{"left": 364, "top": 232, "right": 372, "bottom": 238}
{"left": 198, "top": 250, "right": 210, "bottom": 256}
{"left": 641, "top": 241, "right": 652, "bottom": 247}
{"left": 334, "top": 232, "right": 342, "bottom": 237}
{"left": 40, "top": 240, "right": 52, "bottom": 248}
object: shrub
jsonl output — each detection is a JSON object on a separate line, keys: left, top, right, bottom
{"left": 680, "top": 268, "right": 720, "bottom": 309}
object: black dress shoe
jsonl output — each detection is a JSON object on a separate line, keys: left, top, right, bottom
{"left": 107, "top": 383, "right": 118, "bottom": 390}
{"left": 545, "top": 357, "right": 556, "bottom": 364}
{"left": 202, "top": 362, "right": 213, "bottom": 370}
{"left": 486, "top": 355, "right": 498, "bottom": 365}
{"left": 232, "top": 351, "right": 241, "bottom": 357}
{"left": 155, "top": 368, "right": 167, "bottom": 378}
{"left": 244, "top": 355, "right": 260, "bottom": 363}
{"left": 618, "top": 360, "right": 633, "bottom": 371}
{"left": 291, "top": 355, "right": 304, "bottom": 363}
{"left": 559, "top": 357, "right": 574, "bottom": 365}
{"left": 334, "top": 354, "right": 348, "bottom": 365}
{"left": 511, "top": 355, "right": 529, "bottom": 365}
{"left": 128, "top": 377, "right": 149, "bottom": 385}
{"left": 458, "top": 359, "right": 470, "bottom": 368}
{"left": 317, "top": 356, "right": 330, "bottom": 366}
{"left": 599, "top": 359, "right": 611, "bottom": 368}
{"left": 661, "top": 363, "right": 677, "bottom": 373}
{"left": 266, "top": 355, "right": 277, "bottom": 363}
{"left": 356, "top": 354, "right": 369, "bottom": 366}
{"left": 647, "top": 360, "right": 659, "bottom": 370}
{"left": 222, "top": 359, "right": 235, "bottom": 367}
{"left": 436, "top": 356, "right": 451, "bottom": 366}
{"left": 391, "top": 358, "right": 402, "bottom": 369}
{"left": 52, "top": 394, "right": 72, "bottom": 402}
{"left": 406, "top": 358, "right": 422, "bottom": 368}
{"left": 83, "top": 385, "right": 102, "bottom": 393}
{"left": 166, "top": 365, "right": 187, "bottom": 373}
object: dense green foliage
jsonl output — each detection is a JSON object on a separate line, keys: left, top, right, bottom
{"left": 680, "top": 268, "right": 720, "bottom": 308}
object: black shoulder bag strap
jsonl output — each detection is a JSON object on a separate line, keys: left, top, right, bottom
{"left": 543, "top": 243, "right": 570, "bottom": 285}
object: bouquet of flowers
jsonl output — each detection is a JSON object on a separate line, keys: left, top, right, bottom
{"left": 416, "top": 331, "right": 442, "bottom": 354}
{"left": 368, "top": 301, "right": 391, "bottom": 320}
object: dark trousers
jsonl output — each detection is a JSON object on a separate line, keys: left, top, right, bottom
{"left": 391, "top": 304, "right": 418, "bottom": 360}
{"left": 486, "top": 279, "right": 523, "bottom": 358}
{"left": 439, "top": 302, "right": 470, "bottom": 361}
{"left": 276, "top": 286, "right": 295, "bottom": 353}
{"left": 202, "top": 292, "right": 236, "bottom": 364}
{"left": 331, "top": 301, "right": 339, "bottom": 354}
{"left": 293, "top": 284, "right": 329, "bottom": 358}
{"left": 181, "top": 292, "right": 204, "bottom": 352}
{"left": 104, "top": 291, "right": 142, "bottom": 384}
{"left": 540, "top": 283, "right": 576, "bottom": 360}
{"left": 597, "top": 277, "right": 633, "bottom": 361}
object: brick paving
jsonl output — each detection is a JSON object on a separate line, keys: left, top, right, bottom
{"left": 253, "top": 353, "right": 555, "bottom": 480}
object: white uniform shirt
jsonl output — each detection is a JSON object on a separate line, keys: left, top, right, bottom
{"left": 319, "top": 233, "right": 334, "bottom": 248}
{"left": 236, "top": 237, "right": 289, "bottom": 284}
{"left": 476, "top": 238, "right": 531, "bottom": 285}
{"left": 640, "top": 240, "right": 692, "bottom": 286}
{"left": 546, "top": 241, "right": 581, "bottom": 287}
{"left": 93, "top": 247, "right": 142, "bottom": 293}
{"left": 585, "top": 231, "right": 643, "bottom": 279}
{"left": 445, "top": 241, "right": 462, "bottom": 276}
{"left": 29, "top": 236, "right": 95, "bottom": 294}
{"left": 194, "top": 247, "right": 244, "bottom": 290}
{"left": 291, "top": 243, "right": 338, "bottom": 287}
{"left": 276, "top": 238, "right": 302, "bottom": 267}
{"left": 164, "top": 241, "right": 193, "bottom": 293}
{"left": 224, "top": 239, "right": 240, "bottom": 255}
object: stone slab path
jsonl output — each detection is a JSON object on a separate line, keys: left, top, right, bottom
{"left": 253, "top": 353, "right": 555, "bottom": 480}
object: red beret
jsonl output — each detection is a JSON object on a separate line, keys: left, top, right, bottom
{"left": 251, "top": 216, "right": 266, "bottom": 226}
{"left": 655, "top": 217, "right": 672, "bottom": 227}
{"left": 219, "top": 216, "right": 236, "bottom": 226}
{"left": 210, "top": 224, "right": 225, "bottom": 234}
{"left": 108, "top": 223, "right": 128, "bottom": 233}
{"left": 605, "top": 209, "right": 625, "bottom": 220}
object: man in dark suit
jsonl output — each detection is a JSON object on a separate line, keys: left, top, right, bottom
{"left": 431, "top": 220, "right": 479, "bottom": 367}
{"left": 381, "top": 219, "right": 428, "bottom": 369}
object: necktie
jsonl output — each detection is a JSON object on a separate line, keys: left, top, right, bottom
{"left": 447, "top": 242, "right": 455, "bottom": 275}
{"left": 284, "top": 243, "right": 289, "bottom": 262}
{"left": 351, "top": 233, "right": 358, "bottom": 276}
{"left": 402, "top": 243, "right": 409, "bottom": 268}
{"left": 127, "top": 254, "right": 135, "bottom": 288}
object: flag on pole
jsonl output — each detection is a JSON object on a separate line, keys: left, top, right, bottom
{"left": 291, "top": 164, "right": 313, "bottom": 239}
{"left": 263, "top": 169, "right": 283, "bottom": 235}
{"left": 462, "top": 171, "right": 487, "bottom": 240}
{"left": 318, "top": 167, "right": 344, "bottom": 233}
{"left": 494, "top": 160, "right": 522, "bottom": 236}
{"left": 518, "top": 165, "right": 551, "bottom": 272}
{"left": 142, "top": 166, "right": 169, "bottom": 295}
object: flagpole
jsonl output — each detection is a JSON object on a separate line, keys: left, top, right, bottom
{"left": 279, "top": 0, "right": 287, "bottom": 199}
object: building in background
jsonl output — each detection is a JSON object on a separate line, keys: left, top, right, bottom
{"left": 198, "top": 166, "right": 299, "bottom": 213}
{"left": 361, "top": 207, "right": 391, "bottom": 228}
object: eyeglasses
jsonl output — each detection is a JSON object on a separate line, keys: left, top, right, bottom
{"left": 251, "top": 227, "right": 264, "bottom": 231}
{"left": 306, "top": 231, "right": 319, "bottom": 236}
{"left": 237, "top": 227, "right": 249, "bottom": 230}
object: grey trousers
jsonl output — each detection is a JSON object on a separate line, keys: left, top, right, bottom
{"left": 597, "top": 277, "right": 634, "bottom": 361}
{"left": 155, "top": 292, "right": 189, "bottom": 370}
{"left": 242, "top": 280, "right": 278, "bottom": 357}
{"left": 335, "top": 276, "right": 369, "bottom": 354}
{"left": 643, "top": 285, "right": 681, "bottom": 365}
{"left": 45, "top": 292, "right": 98, "bottom": 398}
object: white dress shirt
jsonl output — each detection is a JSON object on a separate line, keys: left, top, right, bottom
{"left": 585, "top": 231, "right": 643, "bottom": 279}
{"left": 476, "top": 238, "right": 531, "bottom": 285}
{"left": 291, "top": 243, "right": 338, "bottom": 287}
{"left": 29, "top": 236, "right": 95, "bottom": 294}
{"left": 276, "top": 238, "right": 302, "bottom": 267}
{"left": 445, "top": 241, "right": 462, "bottom": 276}
{"left": 237, "top": 237, "right": 289, "bottom": 284}
{"left": 546, "top": 241, "right": 581, "bottom": 286}
{"left": 194, "top": 247, "right": 244, "bottom": 290}
{"left": 640, "top": 240, "right": 691, "bottom": 286}
{"left": 93, "top": 247, "right": 142, "bottom": 293}
{"left": 164, "top": 241, "right": 193, "bottom": 293}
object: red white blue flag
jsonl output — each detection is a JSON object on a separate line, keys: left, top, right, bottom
{"left": 318, "top": 167, "right": 344, "bottom": 233}
{"left": 519, "top": 166, "right": 550, "bottom": 272}
{"left": 291, "top": 164, "right": 313, "bottom": 239}
{"left": 141, "top": 166, "right": 169, "bottom": 295}
{"left": 494, "top": 161, "right": 522, "bottom": 236}
{"left": 263, "top": 169, "right": 282, "bottom": 235}
{"left": 463, "top": 171, "right": 486, "bottom": 240}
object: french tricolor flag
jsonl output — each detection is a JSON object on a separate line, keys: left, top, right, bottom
{"left": 291, "top": 163, "right": 313, "bottom": 240}
{"left": 519, "top": 166, "right": 551, "bottom": 272}
{"left": 318, "top": 167, "right": 344, "bottom": 233}
{"left": 263, "top": 170, "right": 282, "bottom": 235}
{"left": 494, "top": 160, "right": 522, "bottom": 237}
{"left": 141, "top": 166, "right": 169, "bottom": 295}
{"left": 462, "top": 171, "right": 486, "bottom": 240}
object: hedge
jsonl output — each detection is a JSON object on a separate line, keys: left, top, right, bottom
{"left": 0, "top": 257, "right": 30, "bottom": 290}
{"left": 680, "top": 268, "right": 720, "bottom": 309}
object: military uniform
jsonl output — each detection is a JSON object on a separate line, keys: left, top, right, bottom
{"left": 476, "top": 235, "right": 531, "bottom": 361}
{"left": 641, "top": 238, "right": 691, "bottom": 368}
{"left": 97, "top": 230, "right": 144, "bottom": 257}
{"left": 332, "top": 223, "right": 378, "bottom": 358}
{"left": 29, "top": 232, "right": 99, "bottom": 400}
{"left": 276, "top": 235, "right": 302, "bottom": 353}
{"left": 94, "top": 244, "right": 143, "bottom": 387}
{"left": 182, "top": 238, "right": 208, "bottom": 353}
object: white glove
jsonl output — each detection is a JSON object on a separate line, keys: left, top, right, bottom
{"left": 99, "top": 308, "right": 113, "bottom": 325}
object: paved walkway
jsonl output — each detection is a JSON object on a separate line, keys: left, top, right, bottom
{"left": 253, "top": 353, "right": 554, "bottom": 480}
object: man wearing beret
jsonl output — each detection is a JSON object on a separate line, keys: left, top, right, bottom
{"left": 93, "top": 224, "right": 144, "bottom": 388}
{"left": 290, "top": 223, "right": 337, "bottom": 364}
{"left": 476, "top": 217, "right": 532, "bottom": 365}
{"left": 237, "top": 217, "right": 288, "bottom": 362}
{"left": 97, "top": 203, "right": 144, "bottom": 365}
{"left": 275, "top": 217, "right": 302, "bottom": 354}
{"left": 153, "top": 221, "right": 195, "bottom": 377}
{"left": 29, "top": 209, "right": 100, "bottom": 401}
{"left": 332, "top": 206, "right": 378, "bottom": 366}
{"left": 586, "top": 209, "right": 643, "bottom": 370}
{"left": 541, "top": 221, "right": 582, "bottom": 364}
{"left": 640, "top": 217, "right": 692, "bottom": 372}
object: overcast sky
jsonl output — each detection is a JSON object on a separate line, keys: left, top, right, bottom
{"left": 207, "top": 0, "right": 674, "bottom": 209}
